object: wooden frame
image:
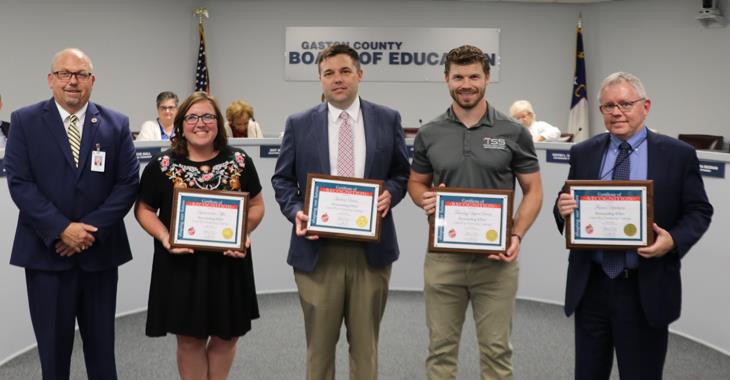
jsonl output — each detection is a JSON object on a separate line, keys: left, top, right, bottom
{"left": 565, "top": 180, "right": 654, "bottom": 250}
{"left": 303, "top": 174, "right": 384, "bottom": 242}
{"left": 428, "top": 187, "right": 514, "bottom": 256}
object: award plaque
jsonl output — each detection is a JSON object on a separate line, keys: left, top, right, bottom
{"left": 169, "top": 188, "right": 249, "bottom": 251}
{"left": 565, "top": 180, "right": 654, "bottom": 249}
{"left": 429, "top": 187, "right": 514, "bottom": 255}
{"left": 303, "top": 174, "right": 383, "bottom": 242}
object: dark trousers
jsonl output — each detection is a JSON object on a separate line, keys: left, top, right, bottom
{"left": 574, "top": 264, "right": 668, "bottom": 380}
{"left": 25, "top": 267, "right": 119, "bottom": 380}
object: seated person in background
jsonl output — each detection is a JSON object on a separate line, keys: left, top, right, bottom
{"left": 137, "top": 91, "right": 179, "bottom": 141}
{"left": 225, "top": 100, "right": 263, "bottom": 138}
{"left": 0, "top": 93, "right": 10, "bottom": 148}
{"left": 510, "top": 99, "right": 562, "bottom": 142}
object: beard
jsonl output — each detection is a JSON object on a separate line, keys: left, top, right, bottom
{"left": 449, "top": 87, "right": 485, "bottom": 110}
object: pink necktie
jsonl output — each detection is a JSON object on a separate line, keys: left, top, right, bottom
{"left": 337, "top": 112, "right": 354, "bottom": 177}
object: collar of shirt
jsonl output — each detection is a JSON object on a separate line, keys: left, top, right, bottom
{"left": 55, "top": 101, "right": 89, "bottom": 137}
{"left": 599, "top": 125, "right": 648, "bottom": 181}
{"left": 444, "top": 101, "right": 494, "bottom": 129}
{"left": 327, "top": 96, "right": 361, "bottom": 125}
{"left": 609, "top": 125, "right": 648, "bottom": 152}
{"left": 157, "top": 118, "right": 174, "bottom": 140}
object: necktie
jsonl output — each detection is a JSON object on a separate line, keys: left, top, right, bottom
{"left": 337, "top": 112, "right": 354, "bottom": 177}
{"left": 68, "top": 115, "right": 81, "bottom": 167}
{"left": 602, "top": 141, "right": 632, "bottom": 278}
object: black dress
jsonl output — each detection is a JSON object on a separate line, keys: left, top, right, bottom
{"left": 138, "top": 146, "right": 261, "bottom": 339}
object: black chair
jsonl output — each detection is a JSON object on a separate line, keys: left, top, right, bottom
{"left": 677, "top": 134, "right": 724, "bottom": 150}
{"left": 403, "top": 128, "right": 419, "bottom": 138}
{"left": 558, "top": 133, "right": 574, "bottom": 143}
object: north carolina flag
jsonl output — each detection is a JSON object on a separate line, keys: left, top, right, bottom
{"left": 195, "top": 22, "right": 210, "bottom": 94}
{"left": 568, "top": 18, "right": 589, "bottom": 142}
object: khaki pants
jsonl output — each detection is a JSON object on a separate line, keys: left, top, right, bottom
{"left": 424, "top": 252, "right": 519, "bottom": 380}
{"left": 294, "top": 240, "right": 392, "bottom": 380}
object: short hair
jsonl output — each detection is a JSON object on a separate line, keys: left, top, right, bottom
{"left": 444, "top": 45, "right": 490, "bottom": 76}
{"left": 226, "top": 100, "right": 254, "bottom": 123}
{"left": 155, "top": 91, "right": 179, "bottom": 108}
{"left": 317, "top": 44, "right": 360, "bottom": 73}
{"left": 171, "top": 92, "right": 228, "bottom": 156}
{"left": 597, "top": 72, "right": 648, "bottom": 103}
{"left": 509, "top": 100, "right": 535, "bottom": 117}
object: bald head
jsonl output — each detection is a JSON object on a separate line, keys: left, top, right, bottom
{"left": 48, "top": 48, "right": 96, "bottom": 114}
{"left": 51, "top": 48, "right": 94, "bottom": 72}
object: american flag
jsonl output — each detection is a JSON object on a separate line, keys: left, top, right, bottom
{"left": 195, "top": 22, "right": 210, "bottom": 93}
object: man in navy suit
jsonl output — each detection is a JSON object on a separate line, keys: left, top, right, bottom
{"left": 554, "top": 72, "right": 712, "bottom": 379}
{"left": 5, "top": 48, "right": 139, "bottom": 379}
{"left": 272, "top": 44, "right": 409, "bottom": 379}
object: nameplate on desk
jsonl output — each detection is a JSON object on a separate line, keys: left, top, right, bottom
{"left": 546, "top": 149, "right": 571, "bottom": 163}
{"left": 260, "top": 145, "right": 281, "bottom": 158}
{"left": 407, "top": 145, "right": 414, "bottom": 159}
{"left": 698, "top": 160, "right": 725, "bottom": 178}
{"left": 0, "top": 158, "right": 5, "bottom": 177}
{"left": 136, "top": 147, "right": 163, "bottom": 163}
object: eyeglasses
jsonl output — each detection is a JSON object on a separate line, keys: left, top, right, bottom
{"left": 599, "top": 98, "right": 645, "bottom": 114}
{"left": 52, "top": 71, "right": 93, "bottom": 81}
{"left": 183, "top": 113, "right": 217, "bottom": 124}
{"left": 159, "top": 106, "right": 177, "bottom": 112}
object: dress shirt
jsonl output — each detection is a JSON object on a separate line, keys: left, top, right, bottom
{"left": 55, "top": 101, "right": 88, "bottom": 140}
{"left": 595, "top": 126, "right": 649, "bottom": 269}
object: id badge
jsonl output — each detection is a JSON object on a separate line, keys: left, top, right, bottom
{"left": 91, "top": 150, "right": 106, "bottom": 172}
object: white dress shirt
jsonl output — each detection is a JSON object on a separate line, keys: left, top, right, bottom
{"left": 55, "top": 101, "right": 88, "bottom": 140}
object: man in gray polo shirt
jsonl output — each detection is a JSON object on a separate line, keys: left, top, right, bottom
{"left": 408, "top": 45, "right": 543, "bottom": 379}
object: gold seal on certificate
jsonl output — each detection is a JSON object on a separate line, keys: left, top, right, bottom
{"left": 565, "top": 180, "right": 654, "bottom": 249}
{"left": 169, "top": 188, "right": 249, "bottom": 251}
{"left": 303, "top": 174, "right": 383, "bottom": 242}
{"left": 428, "top": 187, "right": 514, "bottom": 255}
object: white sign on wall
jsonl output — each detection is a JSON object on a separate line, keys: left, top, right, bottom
{"left": 285, "top": 27, "right": 500, "bottom": 82}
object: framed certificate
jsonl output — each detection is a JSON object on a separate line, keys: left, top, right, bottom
{"left": 169, "top": 188, "right": 249, "bottom": 251}
{"left": 565, "top": 180, "right": 654, "bottom": 249}
{"left": 429, "top": 187, "right": 514, "bottom": 255}
{"left": 304, "top": 174, "right": 383, "bottom": 242}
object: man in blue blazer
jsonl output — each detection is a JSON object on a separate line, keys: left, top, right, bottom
{"left": 554, "top": 72, "right": 712, "bottom": 379}
{"left": 5, "top": 48, "right": 139, "bottom": 380}
{"left": 272, "top": 44, "right": 409, "bottom": 379}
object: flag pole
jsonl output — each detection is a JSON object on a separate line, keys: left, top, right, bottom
{"left": 194, "top": 8, "right": 210, "bottom": 94}
{"left": 568, "top": 14, "right": 589, "bottom": 142}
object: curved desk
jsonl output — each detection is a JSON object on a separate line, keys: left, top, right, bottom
{"left": 1, "top": 139, "right": 728, "bottom": 364}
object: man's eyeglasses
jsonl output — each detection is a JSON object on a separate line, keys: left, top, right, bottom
{"left": 52, "top": 71, "right": 93, "bottom": 81}
{"left": 183, "top": 114, "right": 217, "bottom": 124}
{"left": 159, "top": 106, "right": 177, "bottom": 112}
{"left": 599, "top": 98, "right": 645, "bottom": 114}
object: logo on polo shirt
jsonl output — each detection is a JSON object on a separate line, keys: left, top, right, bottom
{"left": 482, "top": 137, "right": 506, "bottom": 150}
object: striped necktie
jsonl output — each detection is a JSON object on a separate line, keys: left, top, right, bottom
{"left": 68, "top": 114, "right": 81, "bottom": 167}
{"left": 337, "top": 111, "right": 354, "bottom": 177}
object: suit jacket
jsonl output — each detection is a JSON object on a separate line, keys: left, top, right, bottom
{"left": 553, "top": 130, "right": 713, "bottom": 327}
{"left": 5, "top": 98, "right": 140, "bottom": 272}
{"left": 271, "top": 99, "right": 410, "bottom": 272}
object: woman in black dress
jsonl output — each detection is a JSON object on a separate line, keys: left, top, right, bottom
{"left": 135, "top": 92, "right": 264, "bottom": 380}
